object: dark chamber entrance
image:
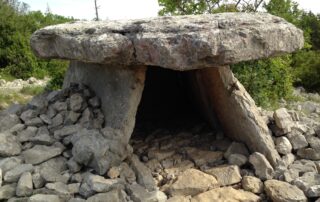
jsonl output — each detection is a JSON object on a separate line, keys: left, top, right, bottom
{"left": 133, "top": 67, "right": 212, "bottom": 138}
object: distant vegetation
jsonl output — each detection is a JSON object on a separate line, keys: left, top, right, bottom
{"left": 0, "top": 0, "right": 319, "bottom": 108}
{"left": 0, "top": 0, "right": 73, "bottom": 89}
{"left": 159, "top": 0, "right": 320, "bottom": 108}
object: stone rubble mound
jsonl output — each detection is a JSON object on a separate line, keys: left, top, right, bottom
{"left": 0, "top": 83, "right": 319, "bottom": 202}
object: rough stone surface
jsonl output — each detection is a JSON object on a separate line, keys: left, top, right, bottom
{"left": 204, "top": 165, "right": 242, "bottom": 186}
{"left": 292, "top": 172, "right": 320, "bottom": 196}
{"left": 28, "top": 194, "right": 61, "bottom": 202}
{"left": 22, "top": 144, "right": 64, "bottom": 164}
{"left": 274, "top": 108, "right": 294, "bottom": 134}
{"left": 249, "top": 152, "right": 274, "bottom": 180}
{"left": 0, "top": 113, "right": 20, "bottom": 133}
{"left": 0, "top": 132, "right": 21, "bottom": 156}
{"left": 168, "top": 168, "right": 218, "bottom": 196}
{"left": 287, "top": 132, "right": 308, "bottom": 150}
{"left": 191, "top": 187, "right": 260, "bottom": 202}
{"left": 86, "top": 174, "right": 124, "bottom": 193}
{"left": 186, "top": 149, "right": 223, "bottom": 167}
{"left": 0, "top": 183, "right": 16, "bottom": 200}
{"left": 86, "top": 189, "right": 127, "bottom": 202}
{"left": 16, "top": 172, "right": 33, "bottom": 197}
{"left": 264, "top": 180, "right": 307, "bottom": 202}
{"left": 4, "top": 164, "right": 34, "bottom": 183}
{"left": 64, "top": 62, "right": 146, "bottom": 144}
{"left": 194, "top": 67, "right": 280, "bottom": 166}
{"left": 129, "top": 154, "right": 156, "bottom": 191}
{"left": 31, "top": 13, "right": 303, "bottom": 70}
{"left": 227, "top": 153, "right": 248, "bottom": 167}
{"left": 127, "top": 183, "right": 167, "bottom": 202}
{"left": 242, "top": 176, "right": 263, "bottom": 194}
{"left": 275, "top": 136, "right": 292, "bottom": 155}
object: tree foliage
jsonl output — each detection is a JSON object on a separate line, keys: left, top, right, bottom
{"left": 0, "top": 0, "right": 72, "bottom": 86}
{"left": 159, "top": 0, "right": 320, "bottom": 107}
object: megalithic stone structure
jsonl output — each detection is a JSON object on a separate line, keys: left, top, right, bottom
{"left": 30, "top": 13, "right": 304, "bottom": 167}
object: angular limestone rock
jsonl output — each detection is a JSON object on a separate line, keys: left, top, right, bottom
{"left": 264, "top": 180, "right": 307, "bottom": 202}
{"left": 168, "top": 168, "right": 218, "bottom": 197}
{"left": 191, "top": 187, "right": 260, "bottom": 202}
{"left": 31, "top": 13, "right": 303, "bottom": 70}
{"left": 204, "top": 165, "right": 242, "bottom": 186}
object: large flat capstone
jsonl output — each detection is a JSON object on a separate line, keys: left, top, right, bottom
{"left": 31, "top": 13, "right": 303, "bottom": 71}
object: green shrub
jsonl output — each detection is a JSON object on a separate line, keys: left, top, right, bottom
{"left": 292, "top": 50, "right": 320, "bottom": 91}
{"left": 232, "top": 55, "right": 294, "bottom": 108}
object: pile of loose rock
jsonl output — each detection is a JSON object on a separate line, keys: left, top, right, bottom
{"left": 0, "top": 83, "right": 319, "bottom": 202}
{"left": 0, "top": 77, "right": 49, "bottom": 90}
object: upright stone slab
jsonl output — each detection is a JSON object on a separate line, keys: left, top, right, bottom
{"left": 64, "top": 62, "right": 146, "bottom": 143}
{"left": 190, "top": 66, "right": 280, "bottom": 166}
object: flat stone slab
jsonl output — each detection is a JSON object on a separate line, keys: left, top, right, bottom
{"left": 31, "top": 13, "right": 303, "bottom": 70}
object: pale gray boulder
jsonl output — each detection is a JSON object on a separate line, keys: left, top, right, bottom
{"left": 31, "top": 13, "right": 303, "bottom": 70}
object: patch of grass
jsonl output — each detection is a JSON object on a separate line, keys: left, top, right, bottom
{"left": 0, "top": 71, "right": 16, "bottom": 81}
{"left": 20, "top": 86, "right": 45, "bottom": 96}
{"left": 0, "top": 92, "right": 30, "bottom": 110}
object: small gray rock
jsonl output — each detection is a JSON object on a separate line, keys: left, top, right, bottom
{"left": 29, "top": 194, "right": 62, "bottom": 202}
{"left": 292, "top": 172, "right": 320, "bottom": 195}
{"left": 48, "top": 113, "right": 64, "bottom": 130}
{"left": 228, "top": 153, "right": 248, "bottom": 167}
{"left": 20, "top": 109, "right": 38, "bottom": 123}
{"left": 297, "top": 148, "right": 320, "bottom": 160}
{"left": 0, "top": 132, "right": 21, "bottom": 156}
{"left": 128, "top": 183, "right": 167, "bottom": 202}
{"left": 25, "top": 117, "right": 43, "bottom": 127}
{"left": 249, "top": 152, "right": 274, "bottom": 180}
{"left": 275, "top": 136, "right": 292, "bottom": 155}
{"left": 287, "top": 132, "right": 308, "bottom": 150}
{"left": 53, "top": 101, "right": 67, "bottom": 112}
{"left": 0, "top": 183, "right": 16, "bottom": 200}
{"left": 129, "top": 154, "right": 156, "bottom": 191}
{"left": 45, "top": 182, "right": 70, "bottom": 195}
{"left": 307, "top": 136, "right": 320, "bottom": 150}
{"left": 87, "top": 174, "right": 124, "bottom": 193}
{"left": 70, "top": 94, "right": 84, "bottom": 112}
{"left": 242, "top": 176, "right": 263, "bottom": 194}
{"left": 39, "top": 114, "right": 52, "bottom": 125}
{"left": 4, "top": 164, "right": 34, "bottom": 183}
{"left": 273, "top": 108, "right": 294, "bottom": 134}
{"left": 0, "top": 113, "right": 20, "bottom": 132}
{"left": 17, "top": 126, "right": 38, "bottom": 143}
{"left": 22, "top": 144, "right": 64, "bottom": 165}
{"left": 265, "top": 179, "right": 307, "bottom": 202}
{"left": 0, "top": 157, "right": 23, "bottom": 175}
{"left": 30, "top": 126, "right": 54, "bottom": 145}
{"left": 224, "top": 142, "right": 249, "bottom": 159}
{"left": 32, "top": 172, "right": 45, "bottom": 189}
{"left": 16, "top": 172, "right": 33, "bottom": 197}
{"left": 87, "top": 189, "right": 127, "bottom": 202}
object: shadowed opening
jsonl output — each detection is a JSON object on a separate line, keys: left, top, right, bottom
{"left": 132, "top": 67, "right": 219, "bottom": 138}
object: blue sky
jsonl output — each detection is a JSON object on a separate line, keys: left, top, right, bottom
{"left": 21, "top": 0, "right": 320, "bottom": 20}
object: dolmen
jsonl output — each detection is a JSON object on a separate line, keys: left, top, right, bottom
{"left": 30, "top": 12, "right": 304, "bottom": 168}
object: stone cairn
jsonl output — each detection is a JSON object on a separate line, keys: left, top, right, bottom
{"left": 0, "top": 13, "right": 318, "bottom": 202}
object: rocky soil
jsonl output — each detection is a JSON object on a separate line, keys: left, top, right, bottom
{"left": 0, "top": 77, "right": 49, "bottom": 110}
{"left": 0, "top": 83, "right": 319, "bottom": 201}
